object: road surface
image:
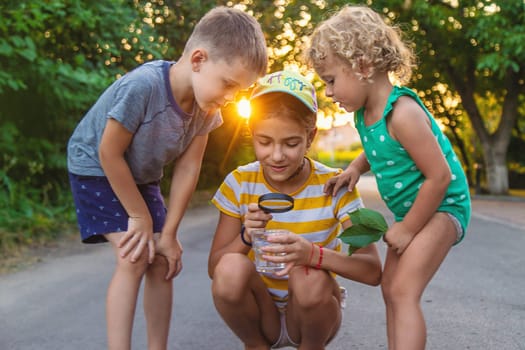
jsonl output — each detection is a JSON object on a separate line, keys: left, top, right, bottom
{"left": 1, "top": 176, "right": 524, "bottom": 349}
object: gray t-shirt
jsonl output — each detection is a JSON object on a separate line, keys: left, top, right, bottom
{"left": 67, "top": 60, "right": 223, "bottom": 184}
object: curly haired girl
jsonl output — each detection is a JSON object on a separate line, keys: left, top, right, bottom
{"left": 307, "top": 5, "right": 471, "bottom": 350}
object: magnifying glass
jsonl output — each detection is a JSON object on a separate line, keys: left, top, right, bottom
{"left": 258, "top": 193, "right": 294, "bottom": 213}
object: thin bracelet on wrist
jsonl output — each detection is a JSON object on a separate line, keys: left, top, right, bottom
{"left": 240, "top": 225, "right": 252, "bottom": 246}
{"left": 315, "top": 246, "right": 324, "bottom": 269}
{"left": 305, "top": 242, "right": 316, "bottom": 275}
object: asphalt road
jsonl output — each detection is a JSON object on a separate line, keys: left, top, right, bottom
{"left": 1, "top": 176, "right": 524, "bottom": 350}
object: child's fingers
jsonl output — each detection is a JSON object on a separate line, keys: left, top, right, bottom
{"left": 326, "top": 174, "right": 349, "bottom": 196}
{"left": 347, "top": 176, "right": 358, "bottom": 192}
{"left": 331, "top": 179, "right": 346, "bottom": 196}
{"left": 165, "top": 258, "right": 182, "bottom": 280}
{"left": 119, "top": 234, "right": 139, "bottom": 258}
{"left": 130, "top": 238, "right": 147, "bottom": 262}
{"left": 165, "top": 259, "right": 176, "bottom": 280}
{"left": 265, "top": 233, "right": 294, "bottom": 244}
{"left": 323, "top": 177, "right": 337, "bottom": 194}
{"left": 246, "top": 203, "right": 272, "bottom": 221}
{"left": 244, "top": 204, "right": 272, "bottom": 234}
{"left": 175, "top": 260, "right": 183, "bottom": 277}
{"left": 147, "top": 239, "right": 155, "bottom": 264}
{"left": 118, "top": 231, "right": 134, "bottom": 248}
{"left": 272, "top": 263, "right": 293, "bottom": 277}
{"left": 247, "top": 203, "right": 262, "bottom": 213}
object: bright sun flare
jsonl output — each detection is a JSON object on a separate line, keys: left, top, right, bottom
{"left": 236, "top": 98, "right": 251, "bottom": 119}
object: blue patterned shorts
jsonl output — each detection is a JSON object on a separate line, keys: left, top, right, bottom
{"left": 68, "top": 173, "right": 167, "bottom": 243}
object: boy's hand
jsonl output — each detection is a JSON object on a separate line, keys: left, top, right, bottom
{"left": 119, "top": 217, "right": 155, "bottom": 263}
{"left": 156, "top": 237, "right": 183, "bottom": 280}
{"left": 324, "top": 166, "right": 360, "bottom": 196}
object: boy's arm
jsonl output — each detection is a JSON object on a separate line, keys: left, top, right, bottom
{"left": 99, "top": 118, "right": 155, "bottom": 262}
{"left": 158, "top": 134, "right": 209, "bottom": 280}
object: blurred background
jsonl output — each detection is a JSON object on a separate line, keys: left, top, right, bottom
{"left": 1, "top": 0, "right": 524, "bottom": 262}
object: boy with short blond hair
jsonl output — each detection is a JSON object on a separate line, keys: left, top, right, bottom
{"left": 67, "top": 6, "right": 267, "bottom": 349}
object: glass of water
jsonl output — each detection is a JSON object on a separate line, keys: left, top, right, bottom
{"left": 251, "top": 229, "right": 289, "bottom": 273}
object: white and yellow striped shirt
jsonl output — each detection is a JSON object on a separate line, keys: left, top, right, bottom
{"left": 212, "top": 157, "right": 364, "bottom": 305}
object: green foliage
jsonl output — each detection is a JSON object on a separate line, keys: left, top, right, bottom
{"left": 0, "top": 122, "right": 76, "bottom": 254}
{"left": 339, "top": 208, "right": 388, "bottom": 255}
{"left": 0, "top": 0, "right": 170, "bottom": 254}
{"left": 467, "top": 1, "right": 525, "bottom": 77}
{"left": 0, "top": 0, "right": 169, "bottom": 139}
{"left": 136, "top": 0, "right": 220, "bottom": 59}
{"left": 372, "top": 0, "right": 525, "bottom": 193}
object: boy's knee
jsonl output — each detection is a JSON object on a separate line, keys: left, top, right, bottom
{"left": 146, "top": 254, "right": 169, "bottom": 276}
{"left": 115, "top": 254, "right": 149, "bottom": 276}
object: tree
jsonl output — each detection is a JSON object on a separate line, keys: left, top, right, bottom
{"left": 390, "top": 0, "right": 525, "bottom": 194}
{"left": 0, "top": 0, "right": 168, "bottom": 140}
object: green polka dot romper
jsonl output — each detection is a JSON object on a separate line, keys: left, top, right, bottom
{"left": 355, "top": 86, "right": 471, "bottom": 241}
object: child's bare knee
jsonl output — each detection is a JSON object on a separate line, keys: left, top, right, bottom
{"left": 289, "top": 268, "right": 332, "bottom": 309}
{"left": 382, "top": 277, "right": 418, "bottom": 305}
{"left": 212, "top": 254, "right": 253, "bottom": 300}
{"left": 115, "top": 252, "right": 149, "bottom": 276}
{"left": 214, "top": 253, "right": 253, "bottom": 279}
{"left": 146, "top": 254, "right": 169, "bottom": 277}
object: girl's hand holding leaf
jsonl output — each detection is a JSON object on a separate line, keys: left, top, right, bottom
{"left": 339, "top": 208, "right": 388, "bottom": 255}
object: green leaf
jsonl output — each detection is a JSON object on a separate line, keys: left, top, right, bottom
{"left": 0, "top": 40, "right": 14, "bottom": 56}
{"left": 338, "top": 208, "right": 388, "bottom": 255}
{"left": 348, "top": 207, "right": 388, "bottom": 231}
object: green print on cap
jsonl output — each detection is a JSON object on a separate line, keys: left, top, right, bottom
{"left": 250, "top": 70, "right": 318, "bottom": 113}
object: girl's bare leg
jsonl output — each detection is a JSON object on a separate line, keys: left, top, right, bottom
{"left": 286, "top": 267, "right": 342, "bottom": 350}
{"left": 211, "top": 253, "right": 281, "bottom": 350}
{"left": 382, "top": 213, "right": 457, "bottom": 350}
{"left": 382, "top": 251, "right": 399, "bottom": 350}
